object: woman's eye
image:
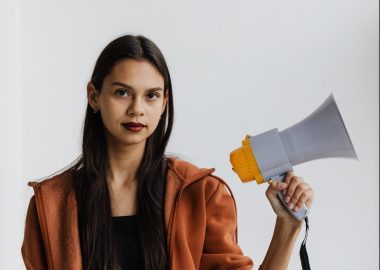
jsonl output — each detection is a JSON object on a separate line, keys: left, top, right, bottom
{"left": 115, "top": 89, "right": 159, "bottom": 100}
{"left": 116, "top": 89, "right": 130, "bottom": 97}
{"left": 147, "top": 92, "right": 160, "bottom": 100}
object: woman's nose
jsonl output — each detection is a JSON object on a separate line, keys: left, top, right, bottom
{"left": 127, "top": 98, "right": 144, "bottom": 116}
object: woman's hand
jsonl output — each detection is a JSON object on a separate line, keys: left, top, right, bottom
{"left": 265, "top": 171, "right": 315, "bottom": 226}
{"left": 259, "top": 171, "right": 315, "bottom": 269}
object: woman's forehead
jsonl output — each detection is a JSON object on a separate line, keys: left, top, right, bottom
{"left": 106, "top": 59, "right": 164, "bottom": 87}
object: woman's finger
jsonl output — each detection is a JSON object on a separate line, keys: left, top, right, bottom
{"left": 283, "top": 171, "right": 295, "bottom": 185}
{"left": 293, "top": 188, "right": 315, "bottom": 211}
{"left": 290, "top": 183, "right": 310, "bottom": 204}
{"left": 266, "top": 181, "right": 287, "bottom": 197}
{"left": 283, "top": 175, "right": 304, "bottom": 204}
{"left": 281, "top": 171, "right": 295, "bottom": 196}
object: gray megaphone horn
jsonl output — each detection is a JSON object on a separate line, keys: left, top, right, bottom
{"left": 230, "top": 92, "right": 358, "bottom": 220}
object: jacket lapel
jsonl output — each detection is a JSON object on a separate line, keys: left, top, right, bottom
{"left": 31, "top": 157, "right": 215, "bottom": 269}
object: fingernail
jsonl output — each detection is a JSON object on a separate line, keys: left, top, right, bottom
{"left": 288, "top": 202, "right": 294, "bottom": 209}
{"left": 284, "top": 196, "right": 290, "bottom": 203}
{"left": 279, "top": 182, "right": 286, "bottom": 189}
{"left": 294, "top": 206, "right": 299, "bottom": 211}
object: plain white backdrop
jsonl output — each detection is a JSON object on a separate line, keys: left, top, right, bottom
{"left": 0, "top": 0, "right": 378, "bottom": 269}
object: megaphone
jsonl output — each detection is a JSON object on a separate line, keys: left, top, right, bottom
{"left": 230, "top": 93, "right": 358, "bottom": 220}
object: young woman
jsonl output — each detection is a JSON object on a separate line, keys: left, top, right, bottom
{"left": 21, "top": 34, "right": 315, "bottom": 270}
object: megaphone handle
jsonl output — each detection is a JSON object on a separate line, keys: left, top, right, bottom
{"left": 271, "top": 174, "right": 310, "bottom": 221}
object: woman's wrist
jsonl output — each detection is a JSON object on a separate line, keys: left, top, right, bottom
{"left": 276, "top": 216, "right": 304, "bottom": 232}
{"left": 259, "top": 217, "right": 304, "bottom": 270}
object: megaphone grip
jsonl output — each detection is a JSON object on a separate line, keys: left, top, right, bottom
{"left": 271, "top": 174, "right": 310, "bottom": 221}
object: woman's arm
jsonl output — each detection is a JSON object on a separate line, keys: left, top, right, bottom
{"left": 258, "top": 217, "right": 302, "bottom": 269}
{"left": 259, "top": 171, "right": 315, "bottom": 270}
{"left": 200, "top": 176, "right": 254, "bottom": 269}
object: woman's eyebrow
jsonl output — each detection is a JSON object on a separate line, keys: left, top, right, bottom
{"left": 111, "top": 81, "right": 163, "bottom": 92}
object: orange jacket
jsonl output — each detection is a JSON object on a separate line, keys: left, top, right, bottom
{"left": 21, "top": 157, "right": 254, "bottom": 269}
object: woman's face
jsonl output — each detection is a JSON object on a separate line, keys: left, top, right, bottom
{"left": 88, "top": 59, "right": 168, "bottom": 148}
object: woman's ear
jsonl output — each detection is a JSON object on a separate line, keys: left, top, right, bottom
{"left": 87, "top": 82, "right": 99, "bottom": 111}
{"left": 162, "top": 90, "right": 169, "bottom": 114}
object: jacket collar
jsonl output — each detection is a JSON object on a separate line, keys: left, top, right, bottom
{"left": 29, "top": 156, "right": 215, "bottom": 228}
{"left": 28, "top": 156, "right": 215, "bottom": 269}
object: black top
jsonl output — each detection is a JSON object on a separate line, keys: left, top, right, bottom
{"left": 112, "top": 215, "right": 144, "bottom": 270}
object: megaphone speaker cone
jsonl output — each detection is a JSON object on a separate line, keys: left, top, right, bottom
{"left": 279, "top": 93, "right": 358, "bottom": 166}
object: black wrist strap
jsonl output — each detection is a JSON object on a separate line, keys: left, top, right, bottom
{"left": 300, "top": 216, "right": 311, "bottom": 270}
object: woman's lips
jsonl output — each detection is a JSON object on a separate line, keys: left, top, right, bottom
{"left": 124, "top": 122, "right": 146, "bottom": 127}
{"left": 122, "top": 123, "right": 145, "bottom": 132}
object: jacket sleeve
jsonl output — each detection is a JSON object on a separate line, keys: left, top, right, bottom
{"left": 21, "top": 195, "right": 48, "bottom": 269}
{"left": 200, "top": 178, "right": 254, "bottom": 270}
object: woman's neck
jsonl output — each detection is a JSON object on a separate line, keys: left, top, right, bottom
{"left": 106, "top": 139, "right": 146, "bottom": 188}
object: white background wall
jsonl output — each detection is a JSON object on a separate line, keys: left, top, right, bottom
{"left": 0, "top": 0, "right": 378, "bottom": 269}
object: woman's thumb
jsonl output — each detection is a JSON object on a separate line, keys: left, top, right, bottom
{"left": 266, "top": 181, "right": 287, "bottom": 197}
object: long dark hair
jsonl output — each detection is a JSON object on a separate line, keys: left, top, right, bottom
{"left": 67, "top": 34, "right": 174, "bottom": 269}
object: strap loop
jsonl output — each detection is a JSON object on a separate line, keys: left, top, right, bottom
{"left": 299, "top": 216, "right": 311, "bottom": 270}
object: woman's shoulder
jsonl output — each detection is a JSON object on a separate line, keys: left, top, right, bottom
{"left": 166, "top": 154, "right": 216, "bottom": 182}
{"left": 27, "top": 168, "right": 76, "bottom": 196}
{"left": 165, "top": 154, "right": 233, "bottom": 196}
